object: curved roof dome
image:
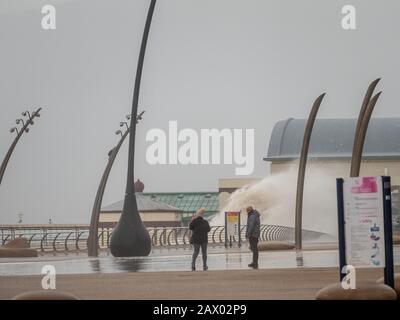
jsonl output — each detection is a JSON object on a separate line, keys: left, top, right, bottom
{"left": 265, "top": 117, "right": 400, "bottom": 161}
{"left": 134, "top": 179, "right": 145, "bottom": 193}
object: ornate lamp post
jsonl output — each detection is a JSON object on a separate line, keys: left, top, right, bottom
{"left": 0, "top": 108, "right": 42, "bottom": 187}
{"left": 88, "top": 112, "right": 144, "bottom": 257}
{"left": 109, "top": 0, "right": 156, "bottom": 257}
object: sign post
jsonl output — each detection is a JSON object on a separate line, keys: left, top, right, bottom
{"left": 336, "top": 178, "right": 346, "bottom": 282}
{"left": 382, "top": 176, "right": 395, "bottom": 288}
{"left": 225, "top": 211, "right": 241, "bottom": 248}
{"left": 224, "top": 213, "right": 228, "bottom": 248}
{"left": 336, "top": 176, "right": 395, "bottom": 289}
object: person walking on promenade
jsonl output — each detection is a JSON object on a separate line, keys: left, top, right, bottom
{"left": 189, "top": 208, "right": 211, "bottom": 271}
{"left": 246, "top": 206, "right": 260, "bottom": 269}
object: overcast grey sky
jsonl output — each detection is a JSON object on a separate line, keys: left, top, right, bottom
{"left": 0, "top": 0, "right": 399, "bottom": 224}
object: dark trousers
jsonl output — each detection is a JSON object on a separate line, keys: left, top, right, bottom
{"left": 192, "top": 243, "right": 208, "bottom": 267}
{"left": 249, "top": 237, "right": 259, "bottom": 265}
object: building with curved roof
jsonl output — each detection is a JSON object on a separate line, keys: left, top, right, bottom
{"left": 265, "top": 117, "right": 400, "bottom": 162}
{"left": 264, "top": 117, "right": 400, "bottom": 185}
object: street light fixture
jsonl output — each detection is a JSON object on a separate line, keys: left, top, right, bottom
{"left": 119, "top": 122, "right": 129, "bottom": 130}
{"left": 16, "top": 119, "right": 25, "bottom": 126}
{"left": 22, "top": 111, "right": 31, "bottom": 118}
{"left": 136, "top": 111, "right": 145, "bottom": 124}
{"left": 0, "top": 107, "right": 42, "bottom": 188}
{"left": 9, "top": 127, "right": 19, "bottom": 135}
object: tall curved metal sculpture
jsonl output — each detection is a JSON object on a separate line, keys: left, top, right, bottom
{"left": 0, "top": 108, "right": 42, "bottom": 188}
{"left": 350, "top": 79, "right": 381, "bottom": 177}
{"left": 350, "top": 91, "right": 382, "bottom": 177}
{"left": 294, "top": 93, "right": 326, "bottom": 253}
{"left": 110, "top": 0, "right": 156, "bottom": 257}
{"left": 88, "top": 113, "right": 144, "bottom": 257}
{"left": 88, "top": 129, "right": 129, "bottom": 257}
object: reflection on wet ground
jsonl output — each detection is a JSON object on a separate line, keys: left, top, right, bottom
{"left": 1, "top": 245, "right": 399, "bottom": 276}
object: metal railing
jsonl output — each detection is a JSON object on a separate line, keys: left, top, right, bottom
{"left": 0, "top": 224, "right": 326, "bottom": 253}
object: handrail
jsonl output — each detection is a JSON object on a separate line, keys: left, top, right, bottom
{"left": 28, "top": 233, "right": 37, "bottom": 247}
{"left": 152, "top": 228, "right": 158, "bottom": 246}
{"left": 40, "top": 233, "right": 49, "bottom": 252}
{"left": 167, "top": 229, "right": 174, "bottom": 246}
{"left": 182, "top": 228, "right": 190, "bottom": 245}
{"left": 107, "top": 232, "right": 112, "bottom": 247}
{"left": 159, "top": 228, "right": 166, "bottom": 247}
{"left": 97, "top": 230, "right": 107, "bottom": 249}
{"left": 52, "top": 232, "right": 62, "bottom": 252}
{"left": 2, "top": 234, "right": 11, "bottom": 246}
{"left": 75, "top": 231, "right": 84, "bottom": 251}
{"left": 219, "top": 227, "right": 224, "bottom": 243}
{"left": 64, "top": 232, "right": 73, "bottom": 251}
{"left": 212, "top": 226, "right": 220, "bottom": 244}
{"left": 0, "top": 224, "right": 326, "bottom": 252}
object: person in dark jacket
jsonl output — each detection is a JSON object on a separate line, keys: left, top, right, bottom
{"left": 245, "top": 206, "right": 261, "bottom": 269}
{"left": 189, "top": 208, "right": 211, "bottom": 271}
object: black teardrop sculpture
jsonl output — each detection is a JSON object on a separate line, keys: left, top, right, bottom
{"left": 110, "top": 0, "right": 156, "bottom": 257}
{"left": 110, "top": 193, "right": 151, "bottom": 256}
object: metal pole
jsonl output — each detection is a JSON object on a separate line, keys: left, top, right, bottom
{"left": 87, "top": 129, "right": 130, "bottom": 257}
{"left": 224, "top": 212, "right": 228, "bottom": 248}
{"left": 0, "top": 108, "right": 42, "bottom": 187}
{"left": 350, "top": 79, "right": 380, "bottom": 177}
{"left": 294, "top": 93, "right": 326, "bottom": 253}
{"left": 382, "top": 176, "right": 395, "bottom": 289}
{"left": 238, "top": 211, "right": 241, "bottom": 248}
{"left": 110, "top": 0, "right": 156, "bottom": 257}
{"left": 88, "top": 112, "right": 145, "bottom": 256}
{"left": 336, "top": 178, "right": 346, "bottom": 282}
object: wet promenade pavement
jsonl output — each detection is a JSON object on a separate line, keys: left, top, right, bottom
{"left": 1, "top": 244, "right": 399, "bottom": 276}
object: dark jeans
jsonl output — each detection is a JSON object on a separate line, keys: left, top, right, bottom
{"left": 249, "top": 237, "right": 259, "bottom": 265}
{"left": 192, "top": 243, "right": 208, "bottom": 267}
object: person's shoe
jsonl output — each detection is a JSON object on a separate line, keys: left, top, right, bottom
{"left": 191, "top": 265, "right": 196, "bottom": 271}
{"left": 203, "top": 266, "right": 208, "bottom": 271}
{"left": 248, "top": 263, "right": 258, "bottom": 269}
